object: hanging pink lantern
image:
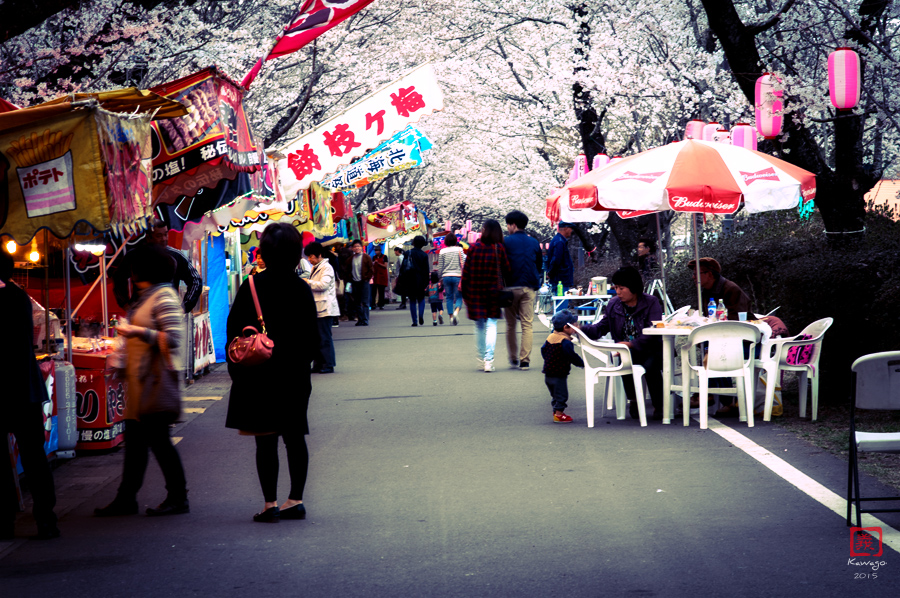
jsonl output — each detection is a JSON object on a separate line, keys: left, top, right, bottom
{"left": 591, "top": 154, "right": 610, "bottom": 171}
{"left": 712, "top": 128, "right": 731, "bottom": 144}
{"left": 701, "top": 122, "right": 721, "bottom": 141}
{"left": 828, "top": 47, "right": 860, "bottom": 110}
{"left": 684, "top": 119, "right": 705, "bottom": 140}
{"left": 730, "top": 123, "right": 758, "bottom": 151}
{"left": 755, "top": 73, "right": 784, "bottom": 139}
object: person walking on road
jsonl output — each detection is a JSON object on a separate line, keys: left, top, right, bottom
{"left": 372, "top": 247, "right": 389, "bottom": 309}
{"left": 403, "top": 236, "right": 431, "bottom": 326}
{"left": 437, "top": 232, "right": 465, "bottom": 325}
{"left": 95, "top": 244, "right": 189, "bottom": 518}
{"left": 461, "top": 219, "right": 511, "bottom": 372}
{"left": 546, "top": 221, "right": 575, "bottom": 311}
{"left": 502, "top": 210, "right": 542, "bottom": 370}
{"left": 392, "top": 247, "right": 407, "bottom": 309}
{"left": 344, "top": 240, "right": 373, "bottom": 326}
{"left": 304, "top": 242, "right": 339, "bottom": 374}
{"left": 541, "top": 311, "right": 585, "bottom": 423}
{"left": 1, "top": 252, "right": 60, "bottom": 540}
{"left": 225, "top": 223, "right": 320, "bottom": 523}
{"left": 427, "top": 271, "right": 445, "bottom": 326}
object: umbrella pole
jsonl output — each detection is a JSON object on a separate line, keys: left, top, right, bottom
{"left": 692, "top": 214, "right": 702, "bottom": 313}
{"left": 655, "top": 213, "right": 670, "bottom": 315}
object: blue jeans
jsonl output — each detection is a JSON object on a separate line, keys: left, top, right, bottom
{"left": 474, "top": 318, "right": 498, "bottom": 362}
{"left": 442, "top": 276, "right": 462, "bottom": 313}
{"left": 409, "top": 297, "right": 426, "bottom": 323}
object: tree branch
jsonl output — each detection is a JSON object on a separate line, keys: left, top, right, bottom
{"left": 746, "top": 0, "right": 798, "bottom": 36}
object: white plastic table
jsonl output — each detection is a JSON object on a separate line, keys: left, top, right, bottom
{"left": 643, "top": 320, "right": 770, "bottom": 425}
{"left": 550, "top": 294, "right": 610, "bottom": 322}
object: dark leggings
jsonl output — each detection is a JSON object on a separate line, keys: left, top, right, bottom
{"left": 118, "top": 414, "right": 187, "bottom": 503}
{"left": 255, "top": 431, "right": 308, "bottom": 503}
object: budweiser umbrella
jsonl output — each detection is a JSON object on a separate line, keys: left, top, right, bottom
{"left": 563, "top": 140, "right": 817, "bottom": 311}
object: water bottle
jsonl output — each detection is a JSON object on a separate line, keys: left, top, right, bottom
{"left": 557, "top": 281, "right": 563, "bottom": 296}
{"left": 109, "top": 314, "right": 118, "bottom": 337}
{"left": 716, "top": 299, "right": 726, "bottom": 321}
{"left": 707, "top": 298, "right": 716, "bottom": 319}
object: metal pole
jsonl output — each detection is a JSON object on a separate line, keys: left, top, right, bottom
{"left": 44, "top": 229, "right": 52, "bottom": 353}
{"left": 654, "top": 212, "right": 670, "bottom": 315}
{"left": 692, "top": 214, "right": 702, "bottom": 313}
{"left": 65, "top": 240, "right": 73, "bottom": 363}
{"left": 100, "top": 248, "right": 108, "bottom": 336}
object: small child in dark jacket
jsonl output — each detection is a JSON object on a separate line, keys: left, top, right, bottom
{"left": 541, "top": 311, "right": 585, "bottom": 423}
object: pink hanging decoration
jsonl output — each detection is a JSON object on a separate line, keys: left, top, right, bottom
{"left": 701, "top": 122, "right": 721, "bottom": 141}
{"left": 712, "top": 128, "right": 731, "bottom": 144}
{"left": 591, "top": 154, "right": 610, "bottom": 171}
{"left": 828, "top": 47, "right": 860, "bottom": 110}
{"left": 730, "top": 123, "right": 758, "bottom": 151}
{"left": 684, "top": 119, "right": 705, "bottom": 140}
{"left": 755, "top": 74, "right": 784, "bottom": 139}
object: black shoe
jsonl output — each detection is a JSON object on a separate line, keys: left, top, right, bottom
{"left": 146, "top": 498, "right": 190, "bottom": 517}
{"left": 253, "top": 506, "right": 280, "bottom": 523}
{"left": 629, "top": 403, "right": 639, "bottom": 420}
{"left": 419, "top": 316, "right": 424, "bottom": 325}
{"left": 519, "top": 361, "right": 529, "bottom": 371}
{"left": 433, "top": 322, "right": 437, "bottom": 326}
{"left": 35, "top": 523, "right": 61, "bottom": 540}
{"left": 651, "top": 411, "right": 664, "bottom": 421}
{"left": 397, "top": 305, "right": 406, "bottom": 310}
{"left": 279, "top": 504, "right": 306, "bottom": 520}
{"left": 318, "top": 367, "right": 334, "bottom": 374}
{"left": 311, "top": 365, "right": 322, "bottom": 374}
{"left": 411, "top": 323, "right": 418, "bottom": 327}
{"left": 94, "top": 499, "right": 138, "bottom": 517}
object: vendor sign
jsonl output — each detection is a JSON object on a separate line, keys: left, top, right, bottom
{"left": 150, "top": 67, "right": 263, "bottom": 205}
{"left": 274, "top": 64, "right": 443, "bottom": 199}
{"left": 321, "top": 126, "right": 433, "bottom": 192}
{"left": 0, "top": 104, "right": 150, "bottom": 243}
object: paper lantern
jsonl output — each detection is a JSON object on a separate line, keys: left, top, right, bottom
{"left": 684, "top": 119, "right": 705, "bottom": 140}
{"left": 828, "top": 47, "right": 860, "bottom": 110}
{"left": 730, "top": 123, "right": 758, "bottom": 151}
{"left": 591, "top": 154, "right": 610, "bottom": 171}
{"left": 712, "top": 128, "right": 731, "bottom": 144}
{"left": 755, "top": 73, "right": 783, "bottom": 139}
{"left": 701, "top": 122, "right": 721, "bottom": 141}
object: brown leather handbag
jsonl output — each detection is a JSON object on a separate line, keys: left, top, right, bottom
{"left": 227, "top": 275, "right": 274, "bottom": 366}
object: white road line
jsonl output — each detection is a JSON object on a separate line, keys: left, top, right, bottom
{"left": 183, "top": 396, "right": 222, "bottom": 401}
{"left": 706, "top": 417, "right": 900, "bottom": 555}
{"left": 183, "top": 407, "right": 206, "bottom": 414}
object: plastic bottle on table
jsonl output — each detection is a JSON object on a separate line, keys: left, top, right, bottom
{"left": 716, "top": 299, "right": 726, "bottom": 321}
{"left": 707, "top": 298, "right": 716, "bottom": 319}
{"left": 557, "top": 281, "right": 563, "bottom": 296}
{"left": 109, "top": 314, "right": 118, "bottom": 337}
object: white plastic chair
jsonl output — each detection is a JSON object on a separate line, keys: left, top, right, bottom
{"left": 846, "top": 351, "right": 900, "bottom": 527}
{"left": 754, "top": 317, "right": 832, "bottom": 421}
{"left": 679, "top": 322, "right": 761, "bottom": 429}
{"left": 571, "top": 327, "right": 647, "bottom": 427}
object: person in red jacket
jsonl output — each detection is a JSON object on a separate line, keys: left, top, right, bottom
{"left": 372, "top": 246, "right": 389, "bottom": 309}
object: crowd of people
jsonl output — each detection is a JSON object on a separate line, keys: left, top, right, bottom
{"left": 5, "top": 211, "right": 759, "bottom": 537}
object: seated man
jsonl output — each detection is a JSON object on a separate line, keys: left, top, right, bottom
{"left": 687, "top": 257, "right": 752, "bottom": 412}
{"left": 636, "top": 238, "right": 658, "bottom": 279}
{"left": 580, "top": 267, "right": 664, "bottom": 421}
{"left": 688, "top": 257, "right": 751, "bottom": 320}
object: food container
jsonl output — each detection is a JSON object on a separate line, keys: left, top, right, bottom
{"left": 591, "top": 276, "right": 607, "bottom": 295}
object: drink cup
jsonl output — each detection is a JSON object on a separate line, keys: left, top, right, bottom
{"left": 738, "top": 312, "right": 747, "bottom": 321}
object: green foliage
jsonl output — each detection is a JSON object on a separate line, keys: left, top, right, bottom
{"left": 662, "top": 210, "right": 900, "bottom": 406}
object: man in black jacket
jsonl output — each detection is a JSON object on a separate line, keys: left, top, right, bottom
{"left": 112, "top": 219, "right": 202, "bottom": 314}
{"left": 0, "top": 252, "right": 59, "bottom": 540}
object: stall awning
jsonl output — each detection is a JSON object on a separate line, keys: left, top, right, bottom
{"left": 40, "top": 88, "right": 188, "bottom": 120}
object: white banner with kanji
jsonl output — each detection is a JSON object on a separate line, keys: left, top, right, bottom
{"left": 273, "top": 64, "right": 444, "bottom": 199}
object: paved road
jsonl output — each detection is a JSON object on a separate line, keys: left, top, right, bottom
{"left": 2, "top": 307, "right": 899, "bottom": 597}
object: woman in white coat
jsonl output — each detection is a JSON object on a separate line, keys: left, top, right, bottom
{"left": 304, "top": 242, "right": 340, "bottom": 373}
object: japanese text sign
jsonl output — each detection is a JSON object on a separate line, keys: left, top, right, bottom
{"left": 274, "top": 64, "right": 443, "bottom": 199}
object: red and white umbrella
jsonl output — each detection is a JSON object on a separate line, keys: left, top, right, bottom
{"left": 565, "top": 139, "right": 815, "bottom": 215}
{"left": 554, "top": 140, "right": 816, "bottom": 311}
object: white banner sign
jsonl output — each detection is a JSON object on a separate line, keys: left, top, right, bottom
{"left": 274, "top": 64, "right": 443, "bottom": 199}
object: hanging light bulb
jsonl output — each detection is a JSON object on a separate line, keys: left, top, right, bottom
{"left": 5, "top": 240, "right": 16, "bottom": 254}
{"left": 29, "top": 250, "right": 40, "bottom": 263}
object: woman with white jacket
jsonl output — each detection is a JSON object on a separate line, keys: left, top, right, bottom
{"left": 304, "top": 242, "right": 340, "bottom": 374}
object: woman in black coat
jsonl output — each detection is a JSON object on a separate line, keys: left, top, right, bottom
{"left": 226, "top": 223, "right": 320, "bottom": 523}
{"left": 403, "top": 235, "right": 431, "bottom": 326}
